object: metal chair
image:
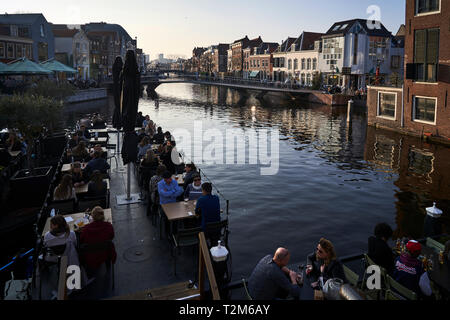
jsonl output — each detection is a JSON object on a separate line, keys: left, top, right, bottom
{"left": 78, "top": 240, "right": 115, "bottom": 290}
{"left": 385, "top": 275, "right": 417, "bottom": 300}
{"left": 171, "top": 226, "right": 202, "bottom": 275}
{"left": 426, "top": 237, "right": 445, "bottom": 252}
{"left": 106, "top": 144, "right": 118, "bottom": 168}
{"left": 204, "top": 219, "right": 229, "bottom": 248}
{"left": 242, "top": 278, "right": 252, "bottom": 300}
{"left": 38, "top": 244, "right": 67, "bottom": 299}
{"left": 343, "top": 265, "right": 360, "bottom": 288}
{"left": 361, "top": 254, "right": 387, "bottom": 299}
{"left": 49, "top": 199, "right": 76, "bottom": 215}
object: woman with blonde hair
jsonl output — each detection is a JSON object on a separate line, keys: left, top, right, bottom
{"left": 72, "top": 141, "right": 89, "bottom": 161}
{"left": 53, "top": 174, "right": 76, "bottom": 201}
{"left": 306, "top": 238, "right": 346, "bottom": 288}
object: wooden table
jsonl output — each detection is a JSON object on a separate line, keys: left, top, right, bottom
{"left": 89, "top": 137, "right": 108, "bottom": 145}
{"left": 161, "top": 200, "right": 197, "bottom": 222}
{"left": 74, "top": 179, "right": 110, "bottom": 194}
{"left": 41, "top": 208, "right": 113, "bottom": 237}
{"left": 61, "top": 162, "right": 87, "bottom": 173}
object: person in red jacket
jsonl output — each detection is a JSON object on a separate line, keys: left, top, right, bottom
{"left": 80, "top": 206, "right": 116, "bottom": 276}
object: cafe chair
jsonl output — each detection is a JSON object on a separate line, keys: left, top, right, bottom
{"left": 106, "top": 144, "right": 118, "bottom": 168}
{"left": 38, "top": 244, "right": 67, "bottom": 300}
{"left": 426, "top": 237, "right": 445, "bottom": 252}
{"left": 385, "top": 275, "right": 417, "bottom": 300}
{"left": 77, "top": 195, "right": 107, "bottom": 212}
{"left": 241, "top": 278, "right": 253, "bottom": 300}
{"left": 78, "top": 241, "right": 115, "bottom": 290}
{"left": 204, "top": 219, "right": 229, "bottom": 248}
{"left": 49, "top": 199, "right": 76, "bottom": 215}
{"left": 343, "top": 265, "right": 360, "bottom": 288}
{"left": 361, "top": 254, "right": 387, "bottom": 299}
{"left": 171, "top": 226, "right": 202, "bottom": 275}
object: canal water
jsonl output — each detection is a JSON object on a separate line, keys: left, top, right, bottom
{"left": 65, "top": 83, "right": 450, "bottom": 280}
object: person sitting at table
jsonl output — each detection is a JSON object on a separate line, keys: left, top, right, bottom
{"left": 89, "top": 144, "right": 106, "bottom": 160}
{"left": 393, "top": 240, "right": 432, "bottom": 298}
{"left": 43, "top": 215, "right": 79, "bottom": 268}
{"left": 5, "top": 132, "right": 23, "bottom": 152}
{"left": 138, "top": 136, "right": 152, "bottom": 160}
{"left": 160, "top": 140, "right": 176, "bottom": 174}
{"left": 184, "top": 174, "right": 203, "bottom": 201}
{"left": 306, "top": 238, "right": 347, "bottom": 289}
{"left": 157, "top": 171, "right": 184, "bottom": 205}
{"left": 71, "top": 161, "right": 88, "bottom": 187}
{"left": 195, "top": 183, "right": 221, "bottom": 231}
{"left": 248, "top": 248, "right": 301, "bottom": 300}
{"left": 91, "top": 113, "right": 105, "bottom": 129}
{"left": 163, "top": 131, "right": 173, "bottom": 145}
{"left": 84, "top": 150, "right": 110, "bottom": 179}
{"left": 368, "top": 222, "right": 395, "bottom": 275}
{"left": 79, "top": 124, "right": 91, "bottom": 140}
{"left": 141, "top": 149, "right": 159, "bottom": 169}
{"left": 72, "top": 141, "right": 89, "bottom": 162}
{"left": 87, "top": 170, "right": 107, "bottom": 198}
{"left": 79, "top": 206, "right": 116, "bottom": 277}
{"left": 183, "top": 163, "right": 198, "bottom": 189}
{"left": 142, "top": 115, "right": 150, "bottom": 128}
{"left": 68, "top": 131, "right": 82, "bottom": 148}
{"left": 136, "top": 112, "right": 145, "bottom": 128}
{"left": 145, "top": 120, "right": 156, "bottom": 137}
{"left": 53, "top": 174, "right": 77, "bottom": 201}
{"left": 137, "top": 128, "right": 147, "bottom": 144}
{"left": 152, "top": 127, "right": 164, "bottom": 144}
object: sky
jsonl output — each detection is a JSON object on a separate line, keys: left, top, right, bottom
{"left": 4, "top": 0, "right": 406, "bottom": 60}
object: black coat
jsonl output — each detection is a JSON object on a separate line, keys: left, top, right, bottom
{"left": 307, "top": 252, "right": 347, "bottom": 285}
{"left": 368, "top": 236, "right": 395, "bottom": 274}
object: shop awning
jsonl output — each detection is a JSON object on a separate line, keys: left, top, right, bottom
{"left": 0, "top": 57, "right": 53, "bottom": 75}
{"left": 249, "top": 71, "right": 260, "bottom": 78}
{"left": 40, "top": 58, "right": 77, "bottom": 74}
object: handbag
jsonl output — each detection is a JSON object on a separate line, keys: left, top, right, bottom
{"left": 3, "top": 272, "right": 31, "bottom": 300}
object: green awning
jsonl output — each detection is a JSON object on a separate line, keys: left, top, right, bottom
{"left": 40, "top": 58, "right": 77, "bottom": 74}
{"left": 0, "top": 57, "right": 53, "bottom": 75}
{"left": 249, "top": 71, "right": 260, "bottom": 78}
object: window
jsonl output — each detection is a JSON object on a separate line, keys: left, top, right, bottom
{"left": 312, "top": 58, "right": 317, "bottom": 70}
{"left": 413, "top": 96, "right": 436, "bottom": 123}
{"left": 0, "top": 42, "right": 4, "bottom": 58}
{"left": 307, "top": 58, "right": 311, "bottom": 70}
{"left": 288, "top": 59, "right": 292, "bottom": 70}
{"left": 25, "top": 44, "right": 32, "bottom": 59}
{"left": 18, "top": 27, "right": 30, "bottom": 38}
{"left": 301, "top": 58, "right": 305, "bottom": 69}
{"left": 294, "top": 59, "right": 298, "bottom": 70}
{"left": 353, "top": 35, "right": 358, "bottom": 65}
{"left": 10, "top": 25, "right": 18, "bottom": 37}
{"left": 7, "top": 43, "right": 14, "bottom": 58}
{"left": 323, "top": 55, "right": 326, "bottom": 60}
{"left": 301, "top": 73, "right": 305, "bottom": 84}
{"left": 378, "top": 92, "right": 396, "bottom": 119}
{"left": 306, "top": 74, "right": 312, "bottom": 85}
{"left": 414, "top": 29, "right": 439, "bottom": 82}
{"left": 40, "top": 24, "right": 45, "bottom": 37}
{"left": 416, "top": 0, "right": 440, "bottom": 15}
{"left": 391, "top": 55, "right": 400, "bottom": 69}
{"left": 16, "top": 44, "right": 23, "bottom": 58}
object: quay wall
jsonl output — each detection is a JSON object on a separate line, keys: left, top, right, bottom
{"left": 65, "top": 88, "right": 107, "bottom": 104}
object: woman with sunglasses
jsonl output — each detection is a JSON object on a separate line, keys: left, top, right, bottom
{"left": 305, "top": 238, "right": 346, "bottom": 289}
{"left": 183, "top": 174, "right": 203, "bottom": 200}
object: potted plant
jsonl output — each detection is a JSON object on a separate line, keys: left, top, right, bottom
{"left": 0, "top": 93, "right": 64, "bottom": 209}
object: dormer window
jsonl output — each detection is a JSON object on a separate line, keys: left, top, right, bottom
{"left": 40, "top": 24, "right": 45, "bottom": 37}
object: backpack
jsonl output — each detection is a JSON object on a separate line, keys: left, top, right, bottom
{"left": 3, "top": 272, "right": 32, "bottom": 300}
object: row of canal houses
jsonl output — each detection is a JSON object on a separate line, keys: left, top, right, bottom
{"left": 186, "top": 18, "right": 405, "bottom": 90}
{"left": 0, "top": 13, "right": 143, "bottom": 80}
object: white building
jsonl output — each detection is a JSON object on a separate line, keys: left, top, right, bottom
{"left": 318, "top": 19, "right": 394, "bottom": 89}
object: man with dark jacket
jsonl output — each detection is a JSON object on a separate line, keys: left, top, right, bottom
{"left": 248, "top": 248, "right": 301, "bottom": 300}
{"left": 84, "top": 151, "right": 110, "bottom": 179}
{"left": 368, "top": 222, "right": 395, "bottom": 274}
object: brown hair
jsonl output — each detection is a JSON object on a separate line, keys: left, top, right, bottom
{"left": 144, "top": 149, "right": 157, "bottom": 163}
{"left": 156, "top": 165, "right": 167, "bottom": 176}
{"left": 318, "top": 238, "right": 337, "bottom": 266}
{"left": 50, "top": 215, "right": 70, "bottom": 236}
{"left": 54, "top": 174, "right": 73, "bottom": 200}
{"left": 72, "top": 141, "right": 88, "bottom": 157}
{"left": 139, "top": 136, "right": 150, "bottom": 147}
{"left": 91, "top": 206, "right": 105, "bottom": 222}
{"left": 90, "top": 170, "right": 104, "bottom": 190}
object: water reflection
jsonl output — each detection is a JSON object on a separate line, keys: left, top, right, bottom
{"left": 64, "top": 83, "right": 449, "bottom": 278}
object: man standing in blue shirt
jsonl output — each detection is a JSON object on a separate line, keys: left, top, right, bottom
{"left": 157, "top": 171, "right": 183, "bottom": 204}
{"left": 195, "top": 183, "right": 220, "bottom": 231}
